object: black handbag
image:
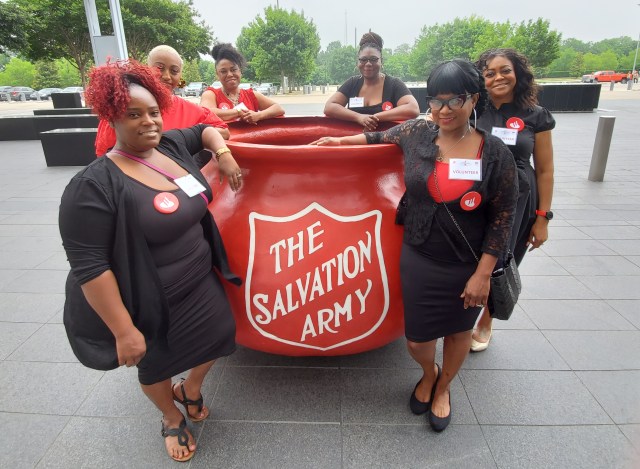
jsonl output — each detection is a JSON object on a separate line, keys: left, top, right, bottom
{"left": 433, "top": 166, "right": 521, "bottom": 320}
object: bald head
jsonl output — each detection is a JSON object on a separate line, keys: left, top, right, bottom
{"left": 147, "top": 45, "right": 183, "bottom": 66}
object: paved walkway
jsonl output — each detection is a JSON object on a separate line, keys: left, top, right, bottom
{"left": 0, "top": 98, "right": 639, "bottom": 468}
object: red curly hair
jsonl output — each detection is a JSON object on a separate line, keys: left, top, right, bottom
{"left": 85, "top": 60, "right": 173, "bottom": 122}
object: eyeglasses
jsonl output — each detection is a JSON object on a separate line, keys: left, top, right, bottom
{"left": 427, "top": 94, "right": 472, "bottom": 110}
{"left": 358, "top": 57, "right": 380, "bottom": 64}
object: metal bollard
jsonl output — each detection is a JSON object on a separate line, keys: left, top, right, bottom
{"left": 609, "top": 81, "right": 614, "bottom": 91}
{"left": 588, "top": 116, "right": 616, "bottom": 182}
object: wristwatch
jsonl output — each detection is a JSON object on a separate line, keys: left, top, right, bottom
{"left": 535, "top": 209, "right": 554, "bottom": 220}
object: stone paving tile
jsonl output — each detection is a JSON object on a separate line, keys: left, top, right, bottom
{"left": 619, "top": 424, "right": 640, "bottom": 452}
{"left": 483, "top": 425, "right": 639, "bottom": 469}
{"left": 600, "top": 239, "right": 640, "bottom": 256}
{"left": 460, "top": 370, "right": 611, "bottom": 425}
{"left": 338, "top": 338, "right": 419, "bottom": 369}
{"left": 463, "top": 330, "right": 569, "bottom": 370}
{"left": 544, "top": 331, "right": 640, "bottom": 370}
{"left": 520, "top": 299, "right": 636, "bottom": 330}
{"left": 517, "top": 256, "right": 570, "bottom": 276}
{"left": 0, "top": 412, "right": 70, "bottom": 469}
{"left": 6, "top": 323, "right": 77, "bottom": 363}
{"left": 539, "top": 239, "right": 617, "bottom": 256}
{"left": 607, "top": 300, "right": 640, "bottom": 329}
{"left": 519, "top": 276, "right": 599, "bottom": 300}
{"left": 193, "top": 421, "right": 342, "bottom": 469}
{"left": 0, "top": 236, "right": 63, "bottom": 252}
{"left": 225, "top": 344, "right": 342, "bottom": 368}
{"left": 342, "top": 424, "right": 494, "bottom": 469}
{"left": 36, "top": 416, "right": 175, "bottom": 469}
{"left": 577, "top": 275, "right": 640, "bottom": 299}
{"left": 213, "top": 366, "right": 341, "bottom": 422}
{"left": 577, "top": 225, "right": 640, "bottom": 240}
{"left": 1, "top": 269, "right": 67, "bottom": 293}
{"left": 340, "top": 368, "right": 476, "bottom": 425}
{"left": 553, "top": 255, "right": 640, "bottom": 276}
{"left": 34, "top": 252, "right": 69, "bottom": 270}
{"left": 546, "top": 226, "right": 593, "bottom": 239}
{"left": 0, "top": 361, "right": 103, "bottom": 415}
{"left": 0, "top": 292, "right": 64, "bottom": 323}
{"left": 0, "top": 269, "right": 26, "bottom": 290}
{"left": 576, "top": 371, "right": 640, "bottom": 424}
{"left": 490, "top": 304, "right": 538, "bottom": 330}
{"left": 0, "top": 250, "right": 58, "bottom": 270}
{"left": 0, "top": 321, "right": 40, "bottom": 360}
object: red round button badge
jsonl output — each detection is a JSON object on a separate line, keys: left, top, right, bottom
{"left": 460, "top": 191, "right": 481, "bottom": 211}
{"left": 382, "top": 101, "right": 393, "bottom": 111}
{"left": 506, "top": 117, "right": 525, "bottom": 132}
{"left": 153, "top": 192, "right": 179, "bottom": 214}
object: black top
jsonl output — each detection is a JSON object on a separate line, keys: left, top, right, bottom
{"left": 476, "top": 102, "right": 555, "bottom": 166}
{"left": 59, "top": 124, "right": 240, "bottom": 370}
{"left": 337, "top": 75, "right": 412, "bottom": 115}
{"left": 366, "top": 120, "right": 518, "bottom": 262}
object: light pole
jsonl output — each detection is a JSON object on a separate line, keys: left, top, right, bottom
{"left": 629, "top": 4, "right": 640, "bottom": 89}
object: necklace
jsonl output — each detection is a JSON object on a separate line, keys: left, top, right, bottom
{"left": 223, "top": 88, "right": 240, "bottom": 105}
{"left": 436, "top": 126, "right": 470, "bottom": 162}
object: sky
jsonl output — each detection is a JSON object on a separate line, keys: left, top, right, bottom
{"left": 189, "top": 0, "right": 640, "bottom": 52}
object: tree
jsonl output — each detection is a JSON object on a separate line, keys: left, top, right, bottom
{"left": 506, "top": 19, "right": 561, "bottom": 71}
{"left": 0, "top": 2, "right": 30, "bottom": 55}
{"left": 181, "top": 59, "right": 202, "bottom": 84}
{"left": 115, "top": 0, "right": 213, "bottom": 61}
{"left": 0, "top": 58, "right": 35, "bottom": 86}
{"left": 237, "top": 6, "right": 320, "bottom": 91}
{"left": 199, "top": 60, "right": 216, "bottom": 85}
{"left": 8, "top": 0, "right": 214, "bottom": 86}
{"left": 32, "top": 61, "right": 62, "bottom": 89}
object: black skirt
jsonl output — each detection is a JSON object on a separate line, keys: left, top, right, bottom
{"left": 400, "top": 222, "right": 482, "bottom": 343}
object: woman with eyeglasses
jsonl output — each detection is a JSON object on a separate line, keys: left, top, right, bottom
{"left": 311, "top": 59, "right": 517, "bottom": 432}
{"left": 323, "top": 31, "right": 420, "bottom": 131}
{"left": 200, "top": 43, "right": 285, "bottom": 124}
{"left": 471, "top": 48, "right": 555, "bottom": 352}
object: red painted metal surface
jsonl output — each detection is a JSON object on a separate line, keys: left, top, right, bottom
{"left": 202, "top": 117, "right": 406, "bottom": 355}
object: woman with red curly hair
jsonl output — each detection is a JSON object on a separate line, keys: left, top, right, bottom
{"left": 94, "top": 45, "right": 230, "bottom": 156}
{"left": 59, "top": 59, "right": 243, "bottom": 462}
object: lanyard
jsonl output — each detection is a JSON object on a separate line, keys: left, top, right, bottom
{"left": 111, "top": 148, "right": 209, "bottom": 204}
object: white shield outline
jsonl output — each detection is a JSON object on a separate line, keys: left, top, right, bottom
{"left": 245, "top": 202, "right": 389, "bottom": 351}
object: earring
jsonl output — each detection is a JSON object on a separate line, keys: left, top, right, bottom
{"left": 178, "top": 78, "right": 186, "bottom": 88}
{"left": 425, "top": 109, "right": 437, "bottom": 131}
{"left": 472, "top": 107, "right": 477, "bottom": 129}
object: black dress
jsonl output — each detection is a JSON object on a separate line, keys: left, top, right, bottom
{"left": 477, "top": 103, "right": 555, "bottom": 264}
{"left": 128, "top": 179, "right": 235, "bottom": 384}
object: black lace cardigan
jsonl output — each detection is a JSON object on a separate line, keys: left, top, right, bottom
{"left": 366, "top": 119, "right": 518, "bottom": 262}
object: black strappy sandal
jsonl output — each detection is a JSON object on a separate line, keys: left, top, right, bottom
{"left": 161, "top": 417, "right": 194, "bottom": 462}
{"left": 172, "top": 378, "right": 208, "bottom": 422}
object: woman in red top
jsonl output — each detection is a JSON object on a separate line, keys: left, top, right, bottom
{"left": 94, "top": 45, "right": 229, "bottom": 156}
{"left": 200, "top": 43, "right": 284, "bottom": 124}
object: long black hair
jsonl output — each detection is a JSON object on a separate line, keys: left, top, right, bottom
{"left": 426, "top": 59, "right": 488, "bottom": 117}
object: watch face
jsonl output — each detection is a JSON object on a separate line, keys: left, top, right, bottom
{"left": 546, "top": 211, "right": 554, "bottom": 220}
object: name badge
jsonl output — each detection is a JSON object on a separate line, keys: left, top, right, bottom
{"left": 235, "top": 102, "right": 249, "bottom": 111}
{"left": 449, "top": 158, "right": 482, "bottom": 181}
{"left": 491, "top": 127, "right": 518, "bottom": 145}
{"left": 349, "top": 97, "right": 364, "bottom": 108}
{"left": 174, "top": 174, "right": 207, "bottom": 197}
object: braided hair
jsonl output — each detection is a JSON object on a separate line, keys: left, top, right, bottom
{"left": 359, "top": 31, "right": 383, "bottom": 54}
{"left": 211, "top": 43, "right": 247, "bottom": 70}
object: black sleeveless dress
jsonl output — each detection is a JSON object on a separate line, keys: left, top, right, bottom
{"left": 128, "top": 178, "right": 236, "bottom": 385}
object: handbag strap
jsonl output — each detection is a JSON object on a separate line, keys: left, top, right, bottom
{"left": 433, "top": 165, "right": 480, "bottom": 262}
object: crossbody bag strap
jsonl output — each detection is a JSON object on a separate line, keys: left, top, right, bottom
{"left": 111, "top": 148, "right": 209, "bottom": 204}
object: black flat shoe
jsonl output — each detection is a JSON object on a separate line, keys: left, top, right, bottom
{"left": 409, "top": 364, "right": 441, "bottom": 415}
{"left": 428, "top": 390, "right": 451, "bottom": 432}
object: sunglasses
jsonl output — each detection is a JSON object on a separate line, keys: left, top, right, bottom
{"left": 427, "top": 94, "right": 472, "bottom": 111}
{"left": 358, "top": 57, "right": 380, "bottom": 64}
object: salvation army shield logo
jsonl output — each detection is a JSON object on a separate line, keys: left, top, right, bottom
{"left": 245, "top": 202, "right": 390, "bottom": 351}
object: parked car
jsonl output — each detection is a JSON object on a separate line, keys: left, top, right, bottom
{"left": 61, "top": 86, "right": 85, "bottom": 98}
{"left": 9, "top": 86, "right": 36, "bottom": 101}
{"left": 581, "top": 71, "right": 628, "bottom": 84}
{"left": 31, "top": 87, "right": 63, "bottom": 100}
{"left": 0, "top": 86, "right": 12, "bottom": 101}
{"left": 184, "top": 82, "right": 208, "bottom": 97}
{"left": 255, "top": 82, "right": 276, "bottom": 95}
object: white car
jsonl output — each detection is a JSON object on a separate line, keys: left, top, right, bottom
{"left": 255, "top": 83, "right": 275, "bottom": 95}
